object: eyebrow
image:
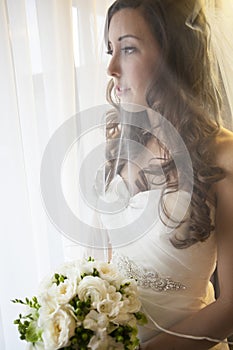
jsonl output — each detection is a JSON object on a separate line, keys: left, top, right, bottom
{"left": 118, "top": 34, "right": 141, "bottom": 41}
{"left": 107, "top": 34, "right": 141, "bottom": 48}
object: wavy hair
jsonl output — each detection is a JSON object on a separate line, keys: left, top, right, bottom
{"left": 105, "top": 0, "right": 225, "bottom": 248}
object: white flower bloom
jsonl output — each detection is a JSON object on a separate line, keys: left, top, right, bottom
{"left": 95, "top": 299, "right": 113, "bottom": 314}
{"left": 41, "top": 308, "right": 76, "bottom": 350}
{"left": 107, "top": 336, "right": 125, "bottom": 350}
{"left": 55, "top": 260, "right": 81, "bottom": 280}
{"left": 38, "top": 274, "right": 78, "bottom": 306}
{"left": 14, "top": 258, "right": 145, "bottom": 350}
{"left": 107, "top": 285, "right": 117, "bottom": 294}
{"left": 95, "top": 262, "right": 123, "bottom": 286}
{"left": 88, "top": 331, "right": 124, "bottom": 350}
{"left": 107, "top": 289, "right": 122, "bottom": 304}
{"left": 122, "top": 279, "right": 138, "bottom": 294}
{"left": 77, "top": 258, "right": 95, "bottom": 275}
{"left": 38, "top": 299, "right": 59, "bottom": 325}
{"left": 124, "top": 313, "right": 138, "bottom": 328}
{"left": 122, "top": 293, "right": 141, "bottom": 313}
{"left": 111, "top": 311, "right": 132, "bottom": 325}
{"left": 77, "top": 276, "right": 108, "bottom": 303}
{"left": 51, "top": 278, "right": 77, "bottom": 305}
{"left": 95, "top": 296, "right": 124, "bottom": 318}
{"left": 83, "top": 310, "right": 108, "bottom": 331}
{"left": 120, "top": 279, "right": 141, "bottom": 313}
{"left": 88, "top": 335, "right": 108, "bottom": 350}
{"left": 95, "top": 286, "right": 123, "bottom": 317}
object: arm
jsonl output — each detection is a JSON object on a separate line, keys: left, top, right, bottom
{"left": 141, "top": 296, "right": 233, "bottom": 350}
{"left": 141, "top": 129, "right": 233, "bottom": 350}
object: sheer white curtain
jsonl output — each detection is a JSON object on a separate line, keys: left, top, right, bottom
{"left": 0, "top": 0, "right": 112, "bottom": 348}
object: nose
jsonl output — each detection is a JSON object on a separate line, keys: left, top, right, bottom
{"left": 107, "top": 53, "right": 121, "bottom": 78}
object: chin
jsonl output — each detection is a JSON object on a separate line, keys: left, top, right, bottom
{"left": 121, "top": 97, "right": 147, "bottom": 107}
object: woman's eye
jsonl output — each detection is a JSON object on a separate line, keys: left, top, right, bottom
{"left": 106, "top": 46, "right": 136, "bottom": 56}
{"left": 121, "top": 47, "right": 136, "bottom": 55}
{"left": 106, "top": 49, "right": 113, "bottom": 56}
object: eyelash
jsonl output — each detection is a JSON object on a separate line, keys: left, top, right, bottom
{"left": 106, "top": 49, "right": 113, "bottom": 55}
{"left": 121, "top": 46, "right": 136, "bottom": 55}
{"left": 106, "top": 47, "right": 137, "bottom": 56}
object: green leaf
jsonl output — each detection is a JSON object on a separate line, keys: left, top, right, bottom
{"left": 53, "top": 273, "right": 67, "bottom": 286}
{"left": 92, "top": 268, "right": 100, "bottom": 277}
{"left": 25, "top": 321, "right": 42, "bottom": 343}
{"left": 134, "top": 311, "right": 147, "bottom": 325}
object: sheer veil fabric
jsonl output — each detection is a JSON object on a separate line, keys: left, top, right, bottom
{"left": 1, "top": 0, "right": 233, "bottom": 349}
{"left": 76, "top": 1, "right": 233, "bottom": 350}
{"left": 209, "top": 0, "right": 233, "bottom": 130}
{"left": 62, "top": 0, "right": 233, "bottom": 348}
{"left": 64, "top": 1, "right": 233, "bottom": 348}
{"left": 189, "top": 0, "right": 233, "bottom": 130}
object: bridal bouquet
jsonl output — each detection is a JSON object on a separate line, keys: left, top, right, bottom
{"left": 12, "top": 257, "right": 147, "bottom": 350}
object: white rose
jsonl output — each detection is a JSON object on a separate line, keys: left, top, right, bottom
{"left": 58, "top": 260, "right": 81, "bottom": 278}
{"left": 121, "top": 279, "right": 138, "bottom": 294}
{"left": 122, "top": 292, "right": 141, "bottom": 313}
{"left": 78, "top": 258, "right": 96, "bottom": 275}
{"left": 95, "top": 262, "right": 123, "bottom": 286}
{"left": 38, "top": 276, "right": 54, "bottom": 302}
{"left": 77, "top": 276, "right": 108, "bottom": 303}
{"left": 107, "top": 285, "right": 117, "bottom": 294}
{"left": 41, "top": 308, "right": 76, "bottom": 350}
{"left": 51, "top": 278, "right": 78, "bottom": 305}
{"left": 38, "top": 273, "right": 78, "bottom": 306}
{"left": 38, "top": 299, "right": 59, "bottom": 324}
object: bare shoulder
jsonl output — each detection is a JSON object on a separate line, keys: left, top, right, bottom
{"left": 212, "top": 128, "right": 233, "bottom": 300}
{"left": 211, "top": 127, "right": 233, "bottom": 224}
{"left": 213, "top": 127, "right": 233, "bottom": 173}
{"left": 210, "top": 127, "right": 233, "bottom": 207}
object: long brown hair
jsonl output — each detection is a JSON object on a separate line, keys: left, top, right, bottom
{"left": 105, "top": 0, "right": 225, "bottom": 248}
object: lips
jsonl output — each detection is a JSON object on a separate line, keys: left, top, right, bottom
{"left": 115, "top": 85, "right": 131, "bottom": 96}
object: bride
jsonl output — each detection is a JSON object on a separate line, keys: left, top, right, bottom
{"left": 92, "top": 0, "right": 233, "bottom": 349}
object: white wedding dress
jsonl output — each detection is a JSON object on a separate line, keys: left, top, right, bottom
{"left": 96, "top": 174, "right": 229, "bottom": 350}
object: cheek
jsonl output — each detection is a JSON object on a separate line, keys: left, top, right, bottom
{"left": 123, "top": 60, "right": 144, "bottom": 83}
{"left": 125, "top": 70, "right": 143, "bottom": 90}
{"left": 133, "top": 61, "right": 154, "bottom": 89}
{"left": 134, "top": 70, "right": 153, "bottom": 93}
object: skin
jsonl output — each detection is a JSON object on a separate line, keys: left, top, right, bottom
{"left": 107, "top": 8, "right": 160, "bottom": 106}
{"left": 107, "top": 8, "right": 233, "bottom": 350}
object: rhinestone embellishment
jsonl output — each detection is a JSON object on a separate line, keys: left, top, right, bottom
{"left": 114, "top": 254, "right": 186, "bottom": 292}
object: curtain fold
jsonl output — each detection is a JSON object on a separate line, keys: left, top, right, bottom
{"left": 0, "top": 0, "right": 111, "bottom": 348}
{"left": 0, "top": 1, "right": 40, "bottom": 348}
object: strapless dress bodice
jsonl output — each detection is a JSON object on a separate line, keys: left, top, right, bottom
{"left": 97, "top": 175, "right": 228, "bottom": 349}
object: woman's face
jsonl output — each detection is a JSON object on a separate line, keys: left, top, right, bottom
{"left": 107, "top": 8, "right": 160, "bottom": 106}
